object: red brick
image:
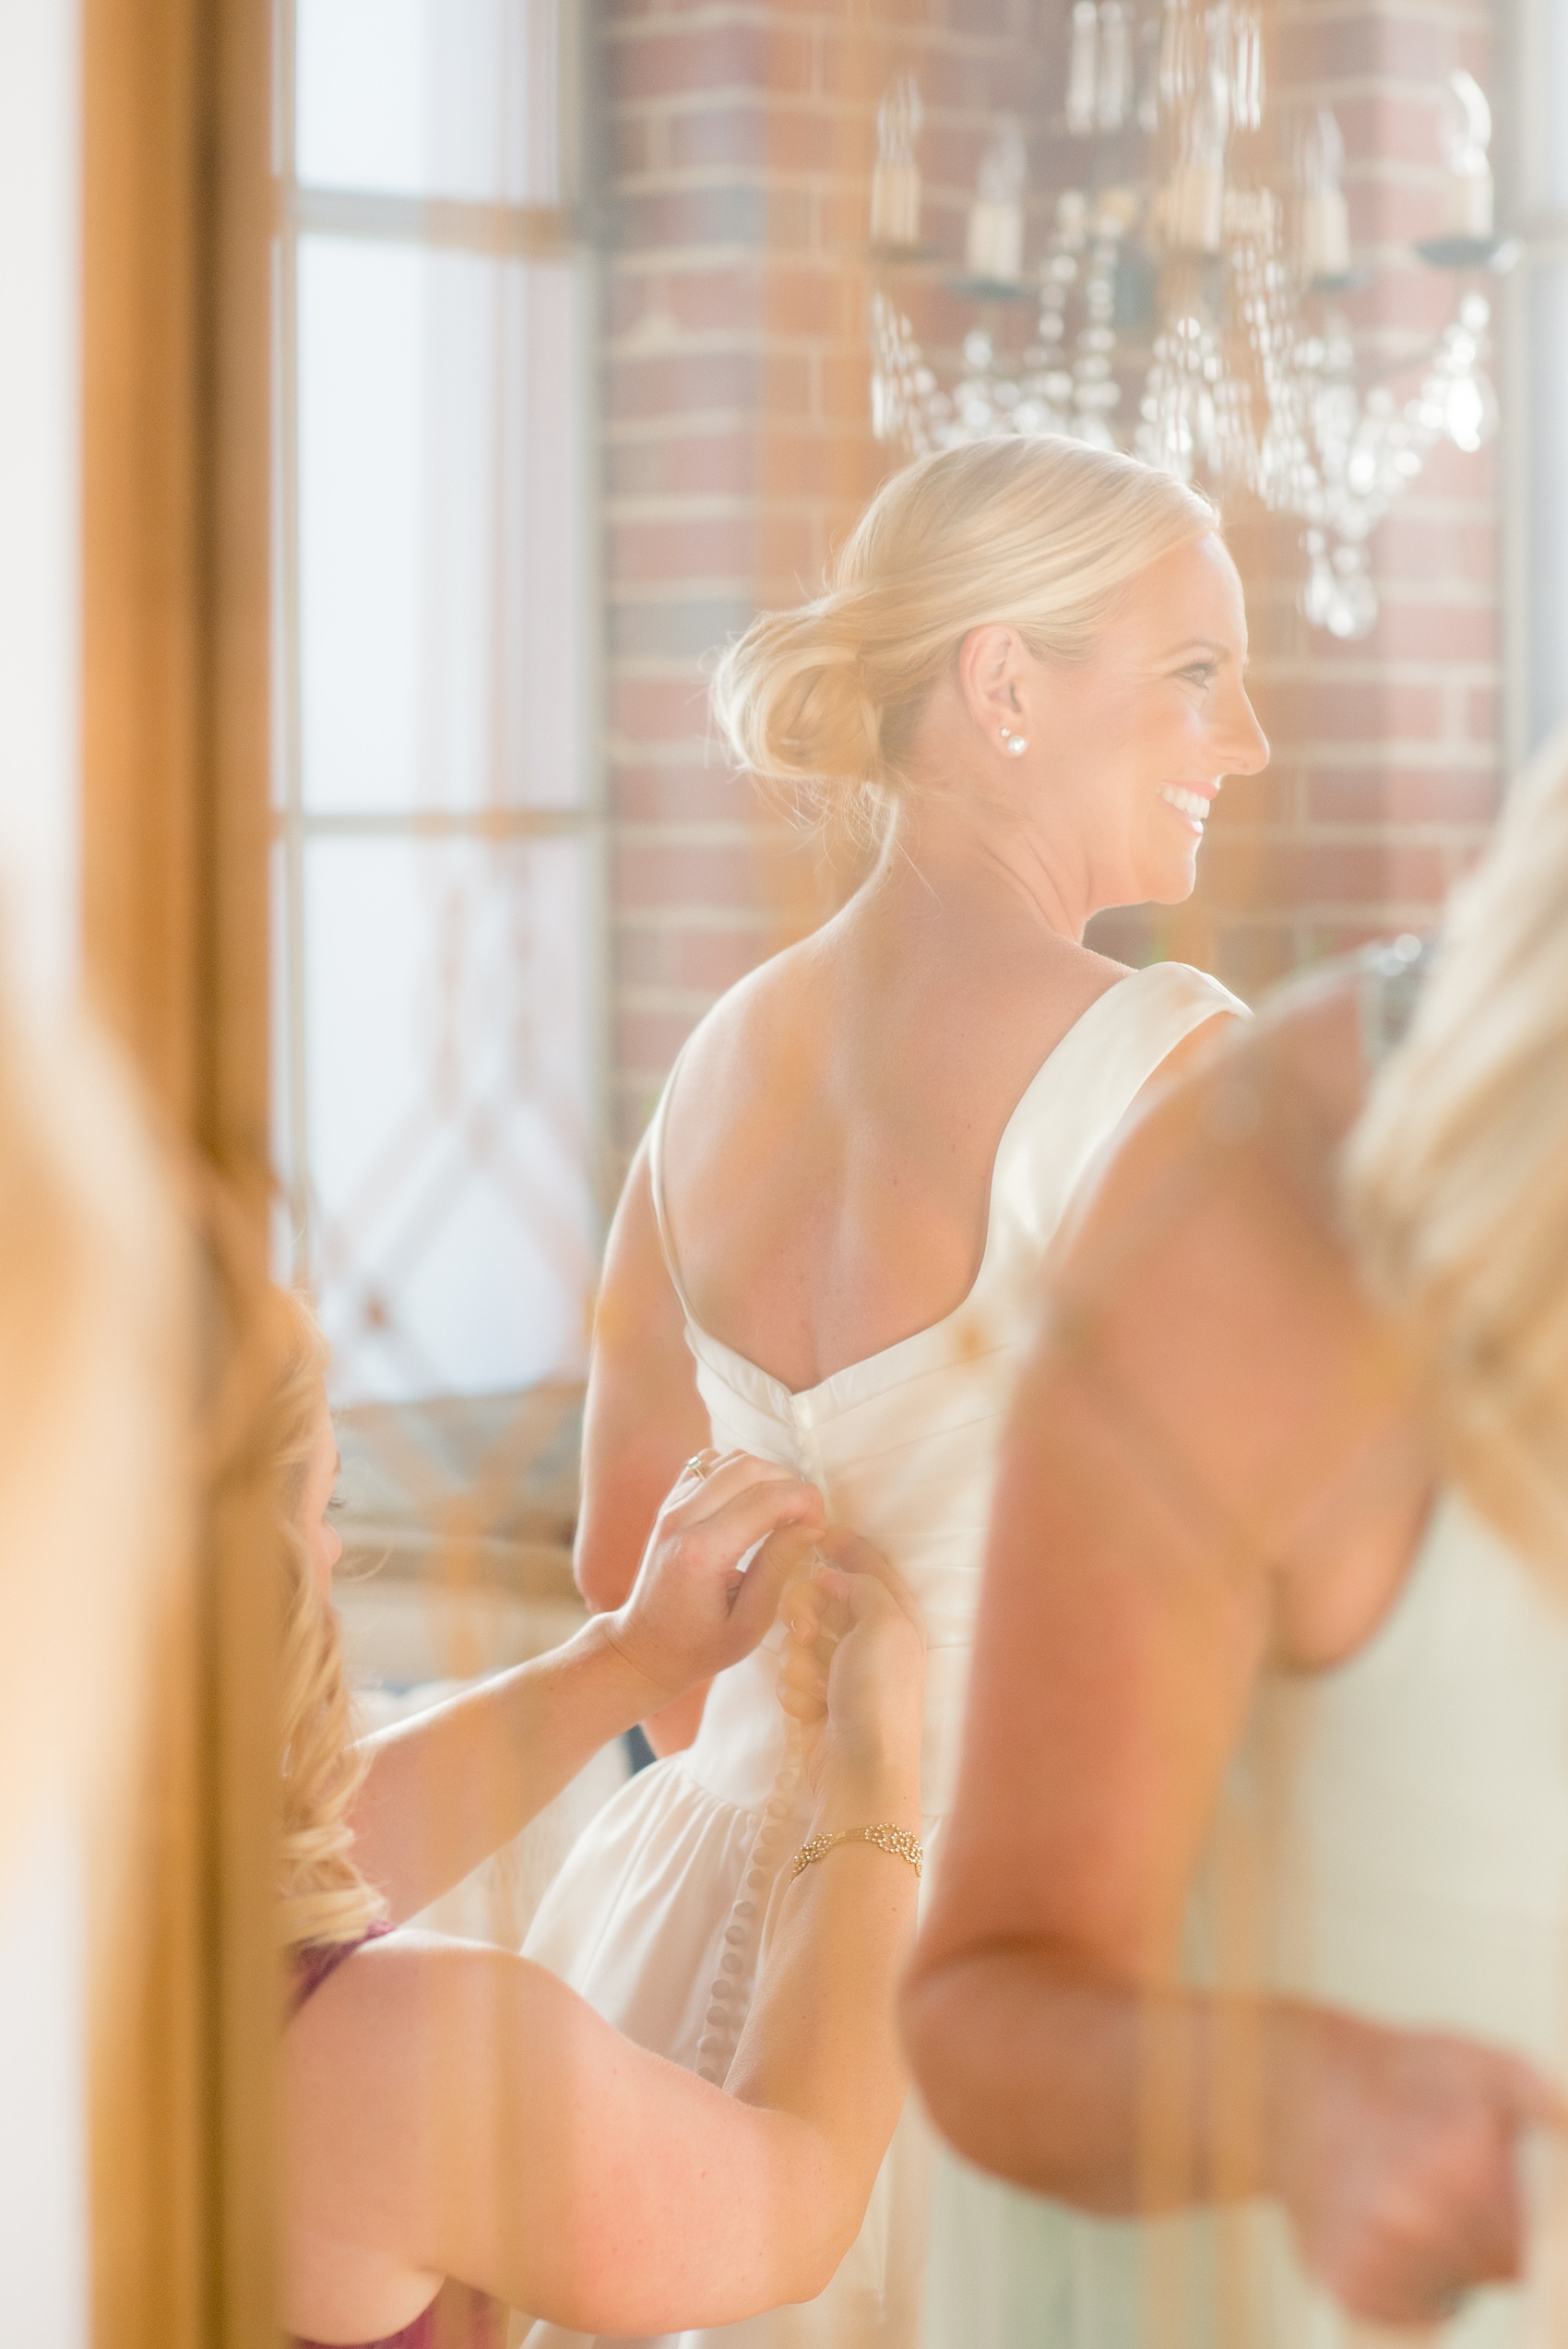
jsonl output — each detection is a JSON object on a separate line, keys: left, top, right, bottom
{"left": 1466, "top": 686, "right": 1499, "bottom": 743}
{"left": 936, "top": 0, "right": 1032, "bottom": 37}
{"left": 614, "top": 1006, "right": 707, "bottom": 1076}
{"left": 1202, "top": 836, "right": 1455, "bottom": 909}
{"left": 608, "top": 429, "right": 763, "bottom": 499}
{"left": 611, "top": 113, "right": 655, "bottom": 176}
{"left": 614, "top": 182, "right": 814, "bottom": 252}
{"left": 1209, "top": 922, "right": 1304, "bottom": 997}
{"left": 609, "top": 676, "right": 712, "bottom": 747}
{"left": 610, "top": 590, "right": 756, "bottom": 661}
{"left": 608, "top": 347, "right": 813, "bottom": 423}
{"left": 609, "top": 510, "right": 813, "bottom": 586}
{"left": 816, "top": 182, "right": 895, "bottom": 252}
{"left": 606, "top": 24, "right": 815, "bottom": 104}
{"left": 1414, "top": 437, "right": 1498, "bottom": 505}
{"left": 1375, "top": 513, "right": 1497, "bottom": 584}
{"left": 669, "top": 99, "right": 846, "bottom": 174}
{"left": 1331, "top": 89, "right": 1454, "bottom": 168}
{"left": 1306, "top": 764, "right": 1501, "bottom": 825}
{"left": 1210, "top": 765, "right": 1299, "bottom": 828}
{"left": 607, "top": 272, "right": 657, "bottom": 337}
{"left": 1325, "top": 600, "right": 1496, "bottom": 667}
{"left": 612, "top": 838, "right": 773, "bottom": 912}
{"left": 659, "top": 260, "right": 766, "bottom": 333}
{"left": 1250, "top": 680, "right": 1449, "bottom": 746}
{"left": 816, "top": 347, "right": 872, "bottom": 424}
{"left": 613, "top": 759, "right": 756, "bottom": 821}
{"left": 1272, "top": 12, "right": 1466, "bottom": 84}
{"left": 766, "top": 265, "right": 861, "bottom": 340}
{"left": 617, "top": 921, "right": 769, "bottom": 995}
{"left": 655, "top": 259, "right": 855, "bottom": 339}
{"left": 610, "top": 514, "right": 760, "bottom": 582}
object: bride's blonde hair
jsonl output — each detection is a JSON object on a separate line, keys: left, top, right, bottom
{"left": 272, "top": 1287, "right": 387, "bottom": 1950}
{"left": 1345, "top": 728, "right": 1568, "bottom": 1564}
{"left": 711, "top": 437, "right": 1218, "bottom": 835}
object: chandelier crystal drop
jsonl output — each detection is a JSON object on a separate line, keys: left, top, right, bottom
{"left": 866, "top": 5, "right": 1510, "bottom": 639}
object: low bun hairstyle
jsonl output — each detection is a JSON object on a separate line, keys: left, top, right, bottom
{"left": 711, "top": 437, "right": 1218, "bottom": 834}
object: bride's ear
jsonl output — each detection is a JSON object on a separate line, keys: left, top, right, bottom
{"left": 956, "top": 624, "right": 1033, "bottom": 759}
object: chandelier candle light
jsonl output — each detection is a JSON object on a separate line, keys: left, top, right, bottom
{"left": 871, "top": 73, "right": 923, "bottom": 250}
{"left": 1301, "top": 108, "right": 1351, "bottom": 282}
{"left": 966, "top": 118, "right": 1028, "bottom": 284}
{"left": 1441, "top": 70, "right": 1493, "bottom": 238}
{"left": 867, "top": 6, "right": 1513, "bottom": 638}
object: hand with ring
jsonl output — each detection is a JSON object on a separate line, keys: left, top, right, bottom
{"left": 606, "top": 1449, "right": 826, "bottom": 1708}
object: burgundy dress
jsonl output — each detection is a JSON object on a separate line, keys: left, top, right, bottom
{"left": 290, "top": 1928, "right": 503, "bottom": 2349}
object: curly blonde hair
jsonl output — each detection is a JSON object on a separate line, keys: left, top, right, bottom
{"left": 1344, "top": 728, "right": 1568, "bottom": 1565}
{"left": 272, "top": 1289, "right": 387, "bottom": 1951}
{"left": 710, "top": 436, "right": 1218, "bottom": 840}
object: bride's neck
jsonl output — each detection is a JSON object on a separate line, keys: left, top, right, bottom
{"left": 872, "top": 793, "right": 1091, "bottom": 946}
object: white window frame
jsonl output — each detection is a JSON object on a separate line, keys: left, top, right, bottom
{"left": 269, "top": 0, "right": 608, "bottom": 1394}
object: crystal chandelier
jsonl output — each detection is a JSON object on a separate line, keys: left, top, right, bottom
{"left": 866, "top": 7, "right": 1514, "bottom": 639}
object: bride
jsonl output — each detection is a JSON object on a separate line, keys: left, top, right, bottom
{"left": 522, "top": 435, "right": 1269, "bottom": 2345}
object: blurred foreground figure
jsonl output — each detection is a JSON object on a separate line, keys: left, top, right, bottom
{"left": 906, "top": 732, "right": 1568, "bottom": 2346}
{"left": 275, "top": 1292, "right": 927, "bottom": 2349}
{"left": 0, "top": 971, "right": 188, "bottom": 2332}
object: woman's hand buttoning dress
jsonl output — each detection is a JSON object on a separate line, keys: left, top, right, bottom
{"left": 281, "top": 1298, "right": 931, "bottom": 2349}
{"left": 523, "top": 435, "right": 1269, "bottom": 2348}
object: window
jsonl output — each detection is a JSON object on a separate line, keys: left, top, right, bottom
{"left": 1510, "top": 0, "right": 1568, "bottom": 760}
{"left": 273, "top": 0, "right": 602, "bottom": 1405}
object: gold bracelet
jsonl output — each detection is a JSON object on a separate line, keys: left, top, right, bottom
{"left": 790, "top": 1823, "right": 922, "bottom": 1883}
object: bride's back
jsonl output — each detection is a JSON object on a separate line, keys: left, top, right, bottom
{"left": 659, "top": 881, "right": 1125, "bottom": 1395}
{"left": 656, "top": 445, "right": 1268, "bottom": 1394}
{"left": 575, "top": 437, "right": 1261, "bottom": 1659}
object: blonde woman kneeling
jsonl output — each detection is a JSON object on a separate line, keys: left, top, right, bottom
{"left": 275, "top": 1299, "right": 924, "bottom": 2348}
{"left": 523, "top": 435, "right": 1268, "bottom": 2346}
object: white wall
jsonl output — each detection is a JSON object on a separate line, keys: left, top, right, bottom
{"left": 0, "top": 0, "right": 80, "bottom": 1004}
{"left": 0, "top": 1818, "right": 89, "bottom": 2348}
{"left": 0, "top": 3, "right": 89, "bottom": 2341}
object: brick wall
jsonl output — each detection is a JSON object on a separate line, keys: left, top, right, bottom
{"left": 597, "top": 0, "right": 1503, "bottom": 1152}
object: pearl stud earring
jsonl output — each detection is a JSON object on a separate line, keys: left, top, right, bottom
{"left": 999, "top": 723, "right": 1028, "bottom": 757}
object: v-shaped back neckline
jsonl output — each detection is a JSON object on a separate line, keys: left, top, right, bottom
{"left": 648, "top": 965, "right": 1155, "bottom": 1416}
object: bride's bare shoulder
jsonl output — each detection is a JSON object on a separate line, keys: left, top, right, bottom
{"left": 668, "top": 931, "right": 834, "bottom": 1115}
{"left": 666, "top": 908, "right": 1140, "bottom": 1155}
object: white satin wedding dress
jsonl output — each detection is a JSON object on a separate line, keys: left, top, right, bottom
{"left": 521, "top": 960, "right": 1243, "bottom": 2349}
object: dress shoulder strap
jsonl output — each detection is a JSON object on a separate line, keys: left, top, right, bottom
{"left": 1075, "top": 959, "right": 1250, "bottom": 1100}
{"left": 982, "top": 960, "right": 1250, "bottom": 1268}
{"left": 646, "top": 1050, "right": 699, "bottom": 1323}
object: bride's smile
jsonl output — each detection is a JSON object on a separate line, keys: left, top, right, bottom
{"left": 1157, "top": 781, "right": 1219, "bottom": 832}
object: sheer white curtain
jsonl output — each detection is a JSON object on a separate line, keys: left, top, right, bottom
{"left": 276, "top": 0, "right": 600, "bottom": 1405}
